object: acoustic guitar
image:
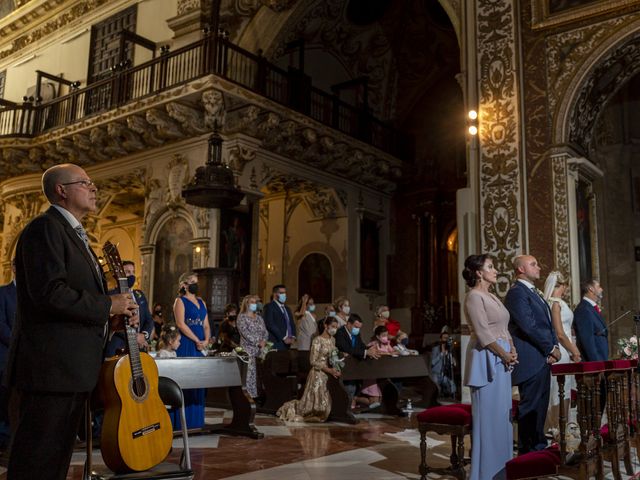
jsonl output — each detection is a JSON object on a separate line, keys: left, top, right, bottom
{"left": 98, "top": 241, "right": 173, "bottom": 473}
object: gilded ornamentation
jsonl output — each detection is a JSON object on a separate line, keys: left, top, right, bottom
{"left": 551, "top": 155, "right": 570, "bottom": 277}
{"left": 477, "top": 0, "right": 523, "bottom": 297}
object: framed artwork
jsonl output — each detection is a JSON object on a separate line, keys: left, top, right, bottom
{"left": 531, "top": 0, "right": 640, "bottom": 29}
{"left": 298, "top": 253, "right": 333, "bottom": 304}
{"left": 219, "top": 207, "right": 252, "bottom": 296}
{"left": 359, "top": 216, "right": 380, "bottom": 291}
{"left": 575, "top": 179, "right": 595, "bottom": 285}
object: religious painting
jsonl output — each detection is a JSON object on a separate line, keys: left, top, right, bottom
{"left": 531, "top": 0, "right": 640, "bottom": 29}
{"left": 359, "top": 217, "right": 380, "bottom": 291}
{"left": 576, "top": 179, "right": 594, "bottom": 285}
{"left": 219, "top": 208, "right": 252, "bottom": 296}
{"left": 153, "top": 216, "right": 193, "bottom": 322}
{"left": 298, "top": 253, "right": 333, "bottom": 304}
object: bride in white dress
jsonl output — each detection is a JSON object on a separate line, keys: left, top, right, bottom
{"left": 543, "top": 271, "right": 582, "bottom": 430}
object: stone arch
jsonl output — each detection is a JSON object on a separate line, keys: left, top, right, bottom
{"left": 554, "top": 19, "right": 640, "bottom": 153}
{"left": 144, "top": 205, "right": 198, "bottom": 245}
{"left": 298, "top": 252, "right": 333, "bottom": 304}
{"left": 437, "top": 0, "right": 461, "bottom": 46}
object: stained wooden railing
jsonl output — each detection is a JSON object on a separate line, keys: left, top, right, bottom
{"left": 0, "top": 32, "right": 410, "bottom": 159}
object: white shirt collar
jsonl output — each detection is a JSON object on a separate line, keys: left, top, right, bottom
{"left": 583, "top": 296, "right": 597, "bottom": 307}
{"left": 52, "top": 204, "right": 81, "bottom": 229}
{"left": 517, "top": 279, "right": 535, "bottom": 290}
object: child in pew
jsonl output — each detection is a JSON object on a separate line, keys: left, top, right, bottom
{"left": 156, "top": 325, "right": 181, "bottom": 358}
{"left": 358, "top": 326, "right": 397, "bottom": 408}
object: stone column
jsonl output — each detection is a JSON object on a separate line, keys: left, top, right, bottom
{"left": 139, "top": 243, "right": 156, "bottom": 302}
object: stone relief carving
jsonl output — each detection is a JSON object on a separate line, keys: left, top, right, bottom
{"left": 167, "top": 154, "right": 190, "bottom": 206}
{"left": 166, "top": 102, "right": 209, "bottom": 135}
{"left": 227, "top": 144, "right": 256, "bottom": 174}
{"left": 201, "top": 89, "right": 226, "bottom": 129}
{"left": 146, "top": 108, "right": 185, "bottom": 140}
{"left": 477, "top": 0, "right": 523, "bottom": 297}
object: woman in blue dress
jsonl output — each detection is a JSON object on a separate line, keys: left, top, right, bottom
{"left": 171, "top": 271, "right": 212, "bottom": 430}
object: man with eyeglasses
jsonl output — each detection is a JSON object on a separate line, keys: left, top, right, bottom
{"left": 5, "top": 163, "right": 138, "bottom": 480}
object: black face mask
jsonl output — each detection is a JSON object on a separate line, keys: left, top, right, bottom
{"left": 227, "top": 315, "right": 237, "bottom": 323}
{"left": 127, "top": 275, "right": 136, "bottom": 289}
{"left": 187, "top": 283, "right": 199, "bottom": 295}
{"left": 154, "top": 310, "right": 162, "bottom": 317}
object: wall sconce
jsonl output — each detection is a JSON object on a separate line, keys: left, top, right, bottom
{"left": 266, "top": 263, "right": 277, "bottom": 274}
{"left": 467, "top": 109, "right": 478, "bottom": 136}
{"left": 195, "top": 246, "right": 202, "bottom": 253}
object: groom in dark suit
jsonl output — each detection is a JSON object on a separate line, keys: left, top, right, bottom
{"left": 6, "top": 163, "right": 138, "bottom": 480}
{"left": 263, "top": 284, "right": 296, "bottom": 351}
{"left": 573, "top": 279, "right": 608, "bottom": 362}
{"left": 505, "top": 255, "right": 560, "bottom": 455}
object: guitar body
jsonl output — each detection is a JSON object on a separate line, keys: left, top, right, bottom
{"left": 99, "top": 352, "right": 173, "bottom": 473}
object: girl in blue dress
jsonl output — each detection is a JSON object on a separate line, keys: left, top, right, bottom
{"left": 171, "top": 271, "right": 212, "bottom": 430}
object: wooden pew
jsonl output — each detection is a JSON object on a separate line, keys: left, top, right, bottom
{"left": 155, "top": 356, "right": 263, "bottom": 439}
{"left": 258, "top": 350, "right": 438, "bottom": 423}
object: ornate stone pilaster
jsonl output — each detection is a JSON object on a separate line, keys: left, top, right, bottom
{"left": 476, "top": 0, "right": 524, "bottom": 297}
{"left": 139, "top": 243, "right": 156, "bottom": 299}
{"left": 551, "top": 153, "right": 571, "bottom": 280}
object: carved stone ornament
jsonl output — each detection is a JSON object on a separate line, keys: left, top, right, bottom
{"left": 477, "top": 0, "right": 524, "bottom": 297}
{"left": 202, "top": 89, "right": 226, "bottom": 129}
{"left": 167, "top": 154, "right": 189, "bottom": 205}
{"left": 551, "top": 154, "right": 571, "bottom": 278}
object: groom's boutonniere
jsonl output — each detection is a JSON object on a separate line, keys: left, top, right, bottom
{"left": 535, "top": 288, "right": 545, "bottom": 298}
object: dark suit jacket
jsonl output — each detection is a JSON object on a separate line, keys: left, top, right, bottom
{"left": 0, "top": 281, "right": 16, "bottom": 371}
{"left": 263, "top": 300, "right": 296, "bottom": 351}
{"left": 6, "top": 207, "right": 111, "bottom": 393}
{"left": 105, "top": 288, "right": 153, "bottom": 357}
{"left": 573, "top": 299, "right": 609, "bottom": 361}
{"left": 334, "top": 325, "right": 367, "bottom": 359}
{"left": 505, "top": 281, "right": 558, "bottom": 386}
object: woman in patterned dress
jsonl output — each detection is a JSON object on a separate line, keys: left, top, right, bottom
{"left": 172, "top": 271, "right": 212, "bottom": 429}
{"left": 237, "top": 294, "right": 269, "bottom": 398}
{"left": 277, "top": 316, "right": 341, "bottom": 422}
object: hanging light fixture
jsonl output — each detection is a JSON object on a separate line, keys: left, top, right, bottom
{"left": 182, "top": 125, "right": 245, "bottom": 209}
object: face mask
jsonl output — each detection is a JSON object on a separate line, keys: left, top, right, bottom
{"left": 228, "top": 315, "right": 237, "bottom": 322}
{"left": 249, "top": 303, "right": 257, "bottom": 312}
{"left": 342, "top": 306, "right": 351, "bottom": 315}
{"left": 179, "top": 286, "right": 186, "bottom": 295}
{"left": 154, "top": 310, "right": 162, "bottom": 317}
{"left": 327, "top": 327, "right": 337, "bottom": 336}
{"left": 381, "top": 311, "right": 390, "bottom": 319}
{"left": 127, "top": 275, "right": 136, "bottom": 288}
{"left": 328, "top": 311, "right": 336, "bottom": 318}
{"left": 351, "top": 326, "right": 360, "bottom": 336}
{"left": 278, "top": 293, "right": 287, "bottom": 304}
{"left": 187, "top": 283, "right": 199, "bottom": 295}
{"left": 379, "top": 336, "right": 389, "bottom": 344}
{"left": 308, "top": 305, "right": 316, "bottom": 312}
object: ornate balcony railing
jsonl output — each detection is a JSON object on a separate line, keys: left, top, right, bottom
{"left": 0, "top": 32, "right": 411, "bottom": 159}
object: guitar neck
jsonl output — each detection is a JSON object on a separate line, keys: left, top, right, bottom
{"left": 118, "top": 281, "right": 143, "bottom": 380}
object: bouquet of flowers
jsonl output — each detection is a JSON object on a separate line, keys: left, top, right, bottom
{"left": 259, "top": 340, "right": 275, "bottom": 361}
{"left": 329, "top": 348, "right": 345, "bottom": 372}
{"left": 618, "top": 336, "right": 638, "bottom": 359}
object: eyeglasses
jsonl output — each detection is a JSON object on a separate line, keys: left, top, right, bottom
{"left": 61, "top": 180, "right": 95, "bottom": 188}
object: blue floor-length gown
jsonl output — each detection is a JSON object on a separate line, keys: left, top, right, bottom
{"left": 171, "top": 295, "right": 207, "bottom": 430}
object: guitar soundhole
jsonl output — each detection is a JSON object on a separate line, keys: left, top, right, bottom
{"left": 129, "top": 375, "right": 150, "bottom": 402}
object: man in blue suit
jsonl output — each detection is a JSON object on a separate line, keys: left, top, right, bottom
{"left": 573, "top": 279, "right": 608, "bottom": 361}
{"left": 263, "top": 284, "right": 296, "bottom": 351}
{"left": 505, "top": 255, "right": 560, "bottom": 454}
{"left": 0, "top": 259, "right": 17, "bottom": 449}
{"left": 105, "top": 260, "right": 154, "bottom": 357}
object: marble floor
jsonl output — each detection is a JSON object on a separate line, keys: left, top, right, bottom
{"left": 1, "top": 407, "right": 639, "bottom": 479}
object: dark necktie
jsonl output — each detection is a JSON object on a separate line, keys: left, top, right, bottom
{"left": 351, "top": 334, "right": 356, "bottom": 348}
{"left": 280, "top": 305, "right": 291, "bottom": 337}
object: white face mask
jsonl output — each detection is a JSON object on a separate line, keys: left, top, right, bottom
{"left": 327, "top": 327, "right": 337, "bottom": 336}
{"left": 342, "top": 305, "right": 351, "bottom": 315}
{"left": 381, "top": 311, "right": 390, "bottom": 319}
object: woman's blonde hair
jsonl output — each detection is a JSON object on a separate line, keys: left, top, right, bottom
{"left": 239, "top": 294, "right": 259, "bottom": 314}
{"left": 333, "top": 296, "right": 349, "bottom": 311}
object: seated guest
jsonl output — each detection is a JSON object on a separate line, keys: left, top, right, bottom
{"left": 373, "top": 305, "right": 402, "bottom": 342}
{"left": 335, "top": 313, "right": 380, "bottom": 407}
{"left": 263, "top": 284, "right": 296, "bottom": 351}
{"left": 334, "top": 296, "right": 351, "bottom": 327}
{"left": 573, "top": 279, "right": 608, "bottom": 361}
{"left": 237, "top": 294, "right": 269, "bottom": 399}
{"left": 277, "top": 316, "right": 341, "bottom": 422}
{"left": 156, "top": 325, "right": 181, "bottom": 359}
{"left": 295, "top": 293, "right": 317, "bottom": 351}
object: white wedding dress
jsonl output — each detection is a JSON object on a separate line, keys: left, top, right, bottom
{"left": 548, "top": 297, "right": 576, "bottom": 406}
